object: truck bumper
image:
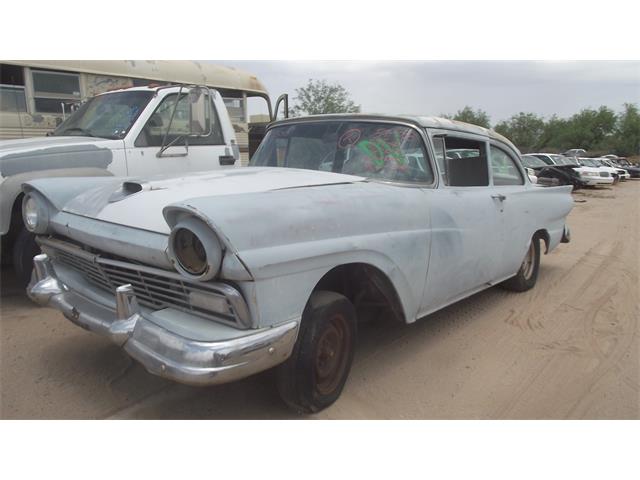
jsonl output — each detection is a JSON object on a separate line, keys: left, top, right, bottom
{"left": 27, "top": 254, "right": 299, "bottom": 387}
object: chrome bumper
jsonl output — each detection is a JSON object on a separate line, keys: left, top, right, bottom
{"left": 28, "top": 254, "right": 299, "bottom": 386}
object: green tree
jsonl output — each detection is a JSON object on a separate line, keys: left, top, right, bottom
{"left": 537, "top": 115, "right": 570, "bottom": 152}
{"left": 442, "top": 106, "right": 491, "bottom": 129}
{"left": 289, "top": 79, "right": 360, "bottom": 117}
{"left": 563, "top": 106, "right": 617, "bottom": 151}
{"left": 494, "top": 112, "right": 546, "bottom": 153}
{"left": 614, "top": 103, "right": 640, "bottom": 156}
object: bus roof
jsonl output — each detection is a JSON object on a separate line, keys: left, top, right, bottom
{"left": 4, "top": 60, "right": 269, "bottom": 97}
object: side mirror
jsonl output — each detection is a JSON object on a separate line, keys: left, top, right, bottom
{"left": 188, "top": 87, "right": 211, "bottom": 137}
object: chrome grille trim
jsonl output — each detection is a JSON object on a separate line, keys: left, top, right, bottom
{"left": 38, "top": 237, "right": 252, "bottom": 329}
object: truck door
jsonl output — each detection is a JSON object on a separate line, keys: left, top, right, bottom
{"left": 123, "top": 90, "right": 235, "bottom": 177}
{"left": 248, "top": 94, "right": 289, "bottom": 161}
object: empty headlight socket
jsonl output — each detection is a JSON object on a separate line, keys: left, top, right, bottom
{"left": 168, "top": 216, "right": 223, "bottom": 281}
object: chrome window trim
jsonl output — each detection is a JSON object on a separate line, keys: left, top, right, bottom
{"left": 425, "top": 128, "right": 491, "bottom": 189}
{"left": 488, "top": 140, "right": 527, "bottom": 186}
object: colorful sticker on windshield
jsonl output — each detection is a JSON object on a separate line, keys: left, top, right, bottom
{"left": 338, "top": 128, "right": 362, "bottom": 149}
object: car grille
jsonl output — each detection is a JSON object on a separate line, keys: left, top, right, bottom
{"left": 39, "top": 237, "right": 251, "bottom": 329}
{"left": 599, "top": 172, "right": 610, "bottom": 177}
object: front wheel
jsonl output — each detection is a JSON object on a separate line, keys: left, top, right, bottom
{"left": 501, "top": 236, "right": 540, "bottom": 292}
{"left": 276, "top": 291, "right": 357, "bottom": 413}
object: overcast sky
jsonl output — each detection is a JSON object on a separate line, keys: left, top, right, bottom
{"left": 227, "top": 61, "right": 640, "bottom": 125}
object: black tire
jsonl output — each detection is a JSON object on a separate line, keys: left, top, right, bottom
{"left": 12, "top": 227, "right": 40, "bottom": 288}
{"left": 276, "top": 290, "right": 357, "bottom": 413}
{"left": 501, "top": 236, "right": 541, "bottom": 292}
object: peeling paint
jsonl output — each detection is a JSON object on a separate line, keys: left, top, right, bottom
{"left": 0, "top": 143, "right": 114, "bottom": 177}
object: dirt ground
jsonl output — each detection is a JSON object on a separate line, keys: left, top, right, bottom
{"left": 1, "top": 182, "right": 638, "bottom": 419}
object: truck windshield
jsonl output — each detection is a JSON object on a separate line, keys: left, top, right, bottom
{"left": 52, "top": 90, "right": 154, "bottom": 140}
{"left": 251, "top": 121, "right": 434, "bottom": 184}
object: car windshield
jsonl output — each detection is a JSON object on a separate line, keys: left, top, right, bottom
{"left": 52, "top": 90, "right": 154, "bottom": 140}
{"left": 550, "top": 155, "right": 574, "bottom": 165}
{"left": 251, "top": 121, "right": 434, "bottom": 184}
{"left": 521, "top": 155, "right": 547, "bottom": 168}
{"left": 580, "top": 158, "right": 600, "bottom": 167}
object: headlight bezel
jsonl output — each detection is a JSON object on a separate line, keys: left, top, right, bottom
{"left": 22, "top": 191, "right": 50, "bottom": 234}
{"left": 168, "top": 216, "right": 223, "bottom": 281}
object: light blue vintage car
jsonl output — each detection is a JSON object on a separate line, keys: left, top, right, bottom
{"left": 24, "top": 114, "right": 573, "bottom": 412}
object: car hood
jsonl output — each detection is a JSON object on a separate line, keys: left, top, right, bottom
{"left": 0, "top": 136, "right": 121, "bottom": 179}
{"left": 55, "top": 167, "right": 367, "bottom": 233}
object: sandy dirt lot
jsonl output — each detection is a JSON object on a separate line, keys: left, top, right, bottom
{"left": 1, "top": 182, "right": 638, "bottom": 419}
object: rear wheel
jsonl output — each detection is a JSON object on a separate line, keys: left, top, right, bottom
{"left": 12, "top": 227, "right": 40, "bottom": 288}
{"left": 501, "top": 235, "right": 540, "bottom": 292}
{"left": 276, "top": 291, "right": 357, "bottom": 413}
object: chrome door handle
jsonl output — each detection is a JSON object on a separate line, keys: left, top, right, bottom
{"left": 491, "top": 194, "right": 507, "bottom": 201}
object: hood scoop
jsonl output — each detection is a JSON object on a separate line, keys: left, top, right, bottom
{"left": 108, "top": 181, "right": 147, "bottom": 203}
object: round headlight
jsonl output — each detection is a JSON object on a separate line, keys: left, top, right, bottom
{"left": 23, "top": 195, "right": 39, "bottom": 231}
{"left": 22, "top": 192, "right": 50, "bottom": 234}
{"left": 168, "top": 217, "right": 222, "bottom": 281}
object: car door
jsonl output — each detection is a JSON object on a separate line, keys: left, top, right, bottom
{"left": 123, "top": 91, "right": 231, "bottom": 177}
{"left": 488, "top": 143, "right": 532, "bottom": 280}
{"left": 419, "top": 132, "right": 504, "bottom": 315}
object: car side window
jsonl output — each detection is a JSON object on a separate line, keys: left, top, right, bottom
{"left": 490, "top": 145, "right": 524, "bottom": 186}
{"left": 134, "top": 93, "right": 224, "bottom": 148}
{"left": 438, "top": 137, "right": 489, "bottom": 187}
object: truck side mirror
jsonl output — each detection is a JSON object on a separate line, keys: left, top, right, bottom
{"left": 188, "top": 87, "right": 211, "bottom": 137}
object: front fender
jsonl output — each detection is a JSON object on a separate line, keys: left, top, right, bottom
{"left": 244, "top": 246, "right": 420, "bottom": 329}
{"left": 0, "top": 168, "right": 113, "bottom": 235}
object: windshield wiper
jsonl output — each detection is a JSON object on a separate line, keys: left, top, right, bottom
{"left": 61, "top": 127, "right": 96, "bottom": 137}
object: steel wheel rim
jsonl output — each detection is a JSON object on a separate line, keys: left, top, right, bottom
{"left": 314, "top": 314, "right": 350, "bottom": 396}
{"left": 521, "top": 241, "right": 535, "bottom": 280}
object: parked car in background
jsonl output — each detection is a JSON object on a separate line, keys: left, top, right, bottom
{"left": 521, "top": 154, "right": 586, "bottom": 190}
{"left": 563, "top": 148, "right": 587, "bottom": 158}
{"left": 598, "top": 158, "right": 630, "bottom": 180}
{"left": 572, "top": 159, "right": 615, "bottom": 186}
{"left": 578, "top": 158, "right": 620, "bottom": 183}
{"left": 24, "top": 114, "right": 573, "bottom": 413}
{"left": 528, "top": 152, "right": 576, "bottom": 166}
{"left": 615, "top": 158, "right": 640, "bottom": 178}
{"left": 445, "top": 148, "right": 479, "bottom": 159}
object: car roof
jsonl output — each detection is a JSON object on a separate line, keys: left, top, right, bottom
{"left": 270, "top": 113, "right": 519, "bottom": 153}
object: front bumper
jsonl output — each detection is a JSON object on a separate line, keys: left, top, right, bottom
{"left": 28, "top": 254, "right": 299, "bottom": 386}
{"left": 579, "top": 176, "right": 614, "bottom": 185}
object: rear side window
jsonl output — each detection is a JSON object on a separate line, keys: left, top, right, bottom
{"left": 490, "top": 145, "right": 524, "bottom": 185}
{"left": 436, "top": 136, "right": 489, "bottom": 187}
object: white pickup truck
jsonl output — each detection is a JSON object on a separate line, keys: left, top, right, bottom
{"left": 0, "top": 84, "right": 282, "bottom": 284}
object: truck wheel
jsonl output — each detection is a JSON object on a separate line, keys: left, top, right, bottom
{"left": 12, "top": 227, "right": 40, "bottom": 288}
{"left": 276, "top": 291, "right": 357, "bottom": 413}
{"left": 501, "top": 236, "right": 540, "bottom": 292}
